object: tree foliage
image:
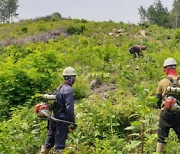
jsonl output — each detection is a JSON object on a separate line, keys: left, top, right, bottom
{"left": 0, "top": 0, "right": 19, "bottom": 23}
{"left": 148, "top": 0, "right": 170, "bottom": 27}
{"left": 138, "top": 6, "right": 147, "bottom": 24}
{"left": 171, "top": 0, "right": 180, "bottom": 28}
{"left": 138, "top": 0, "right": 170, "bottom": 28}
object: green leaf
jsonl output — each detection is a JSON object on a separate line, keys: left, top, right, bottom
{"left": 125, "top": 140, "right": 141, "bottom": 149}
{"left": 124, "top": 126, "right": 137, "bottom": 130}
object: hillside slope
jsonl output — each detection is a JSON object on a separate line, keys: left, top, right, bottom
{"left": 0, "top": 17, "right": 180, "bottom": 153}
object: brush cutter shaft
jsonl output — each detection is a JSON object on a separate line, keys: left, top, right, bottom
{"left": 40, "top": 110, "right": 77, "bottom": 125}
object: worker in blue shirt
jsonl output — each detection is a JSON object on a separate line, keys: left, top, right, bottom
{"left": 40, "top": 67, "right": 77, "bottom": 154}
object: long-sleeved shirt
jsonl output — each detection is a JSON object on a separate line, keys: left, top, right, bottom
{"left": 55, "top": 83, "right": 75, "bottom": 123}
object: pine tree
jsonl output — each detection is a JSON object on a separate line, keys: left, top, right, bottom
{"left": 138, "top": 0, "right": 170, "bottom": 28}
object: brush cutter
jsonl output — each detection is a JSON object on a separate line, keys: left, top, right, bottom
{"left": 34, "top": 103, "right": 77, "bottom": 126}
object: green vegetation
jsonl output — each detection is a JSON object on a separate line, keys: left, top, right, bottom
{"left": 0, "top": 0, "right": 19, "bottom": 23}
{"left": 139, "top": 0, "right": 180, "bottom": 28}
{"left": 0, "top": 17, "right": 180, "bottom": 153}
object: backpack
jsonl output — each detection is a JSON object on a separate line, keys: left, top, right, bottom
{"left": 43, "top": 85, "right": 62, "bottom": 111}
{"left": 166, "top": 77, "right": 180, "bottom": 100}
{"left": 164, "top": 77, "right": 180, "bottom": 110}
{"left": 48, "top": 85, "right": 66, "bottom": 116}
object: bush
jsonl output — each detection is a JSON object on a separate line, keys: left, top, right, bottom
{"left": 51, "top": 12, "right": 62, "bottom": 20}
{"left": 21, "top": 27, "right": 28, "bottom": 33}
{"left": 0, "top": 45, "right": 62, "bottom": 106}
{"left": 73, "top": 77, "right": 90, "bottom": 100}
{"left": 175, "top": 28, "right": 180, "bottom": 42}
{"left": 67, "top": 25, "right": 86, "bottom": 35}
{"left": 0, "top": 106, "right": 47, "bottom": 153}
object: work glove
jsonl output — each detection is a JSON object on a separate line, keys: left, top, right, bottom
{"left": 68, "top": 124, "right": 77, "bottom": 133}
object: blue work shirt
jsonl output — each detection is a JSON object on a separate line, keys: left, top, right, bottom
{"left": 54, "top": 83, "right": 75, "bottom": 123}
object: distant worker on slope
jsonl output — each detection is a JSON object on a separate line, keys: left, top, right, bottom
{"left": 40, "top": 67, "right": 77, "bottom": 154}
{"left": 156, "top": 58, "right": 180, "bottom": 154}
{"left": 129, "top": 45, "right": 147, "bottom": 59}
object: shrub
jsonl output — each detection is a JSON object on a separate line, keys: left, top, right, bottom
{"left": 0, "top": 45, "right": 62, "bottom": 106}
{"left": 51, "top": 12, "right": 62, "bottom": 20}
{"left": 67, "top": 25, "right": 86, "bottom": 35}
{"left": 0, "top": 106, "right": 47, "bottom": 153}
{"left": 175, "top": 28, "right": 180, "bottom": 42}
{"left": 21, "top": 27, "right": 28, "bottom": 33}
{"left": 73, "top": 77, "right": 90, "bottom": 100}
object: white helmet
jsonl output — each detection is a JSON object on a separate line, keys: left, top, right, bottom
{"left": 163, "top": 58, "right": 177, "bottom": 68}
{"left": 62, "top": 67, "right": 76, "bottom": 76}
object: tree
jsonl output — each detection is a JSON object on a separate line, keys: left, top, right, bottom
{"left": 51, "top": 12, "right": 62, "bottom": 19}
{"left": 0, "top": 0, "right": 6, "bottom": 22}
{"left": 0, "top": 0, "right": 19, "bottom": 23}
{"left": 171, "top": 0, "right": 180, "bottom": 28}
{"left": 138, "top": 6, "right": 147, "bottom": 24}
{"left": 138, "top": 0, "right": 170, "bottom": 28}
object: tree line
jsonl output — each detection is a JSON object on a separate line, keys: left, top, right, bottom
{"left": 138, "top": 0, "right": 180, "bottom": 28}
{"left": 0, "top": 0, "right": 180, "bottom": 27}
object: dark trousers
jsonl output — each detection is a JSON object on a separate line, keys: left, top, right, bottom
{"left": 44, "top": 119, "right": 69, "bottom": 150}
{"left": 158, "top": 110, "right": 180, "bottom": 143}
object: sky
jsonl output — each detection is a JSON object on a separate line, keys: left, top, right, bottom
{"left": 17, "top": 0, "right": 174, "bottom": 24}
